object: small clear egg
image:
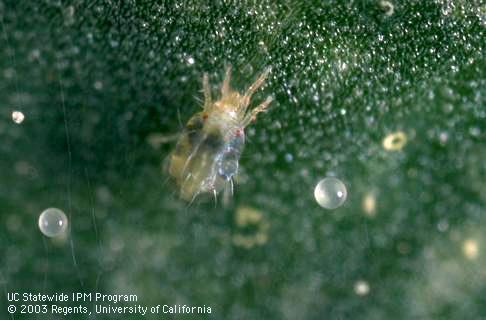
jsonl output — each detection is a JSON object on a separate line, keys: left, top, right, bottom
{"left": 38, "top": 208, "right": 68, "bottom": 237}
{"left": 314, "top": 177, "right": 347, "bottom": 209}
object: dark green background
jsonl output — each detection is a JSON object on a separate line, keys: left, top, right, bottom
{"left": 1, "top": 0, "right": 484, "bottom": 319}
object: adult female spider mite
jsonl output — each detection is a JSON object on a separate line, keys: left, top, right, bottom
{"left": 167, "top": 66, "right": 273, "bottom": 203}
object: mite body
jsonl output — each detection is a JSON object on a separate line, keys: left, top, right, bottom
{"left": 168, "top": 66, "right": 273, "bottom": 202}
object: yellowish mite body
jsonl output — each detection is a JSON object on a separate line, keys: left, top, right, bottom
{"left": 168, "top": 66, "right": 273, "bottom": 202}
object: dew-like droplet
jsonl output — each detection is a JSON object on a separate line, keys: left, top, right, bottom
{"left": 284, "top": 153, "right": 293, "bottom": 162}
{"left": 354, "top": 280, "right": 370, "bottom": 296}
{"left": 12, "top": 111, "right": 25, "bottom": 124}
{"left": 314, "top": 177, "right": 347, "bottom": 209}
{"left": 93, "top": 80, "right": 103, "bottom": 90}
{"left": 38, "top": 208, "right": 68, "bottom": 237}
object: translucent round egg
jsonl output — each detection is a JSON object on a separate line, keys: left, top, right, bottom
{"left": 38, "top": 208, "right": 68, "bottom": 237}
{"left": 314, "top": 177, "right": 347, "bottom": 209}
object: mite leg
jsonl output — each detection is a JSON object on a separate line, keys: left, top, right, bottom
{"left": 180, "top": 139, "right": 203, "bottom": 180}
{"left": 229, "top": 177, "right": 234, "bottom": 197}
{"left": 221, "top": 65, "right": 232, "bottom": 97}
{"left": 239, "top": 67, "right": 271, "bottom": 113}
{"left": 203, "top": 73, "right": 212, "bottom": 109}
{"left": 222, "top": 178, "right": 234, "bottom": 208}
{"left": 212, "top": 189, "right": 218, "bottom": 208}
{"left": 187, "top": 190, "right": 201, "bottom": 208}
{"left": 181, "top": 172, "right": 193, "bottom": 189}
{"left": 242, "top": 96, "right": 273, "bottom": 127}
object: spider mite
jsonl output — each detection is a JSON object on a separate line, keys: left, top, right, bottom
{"left": 167, "top": 66, "right": 273, "bottom": 203}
